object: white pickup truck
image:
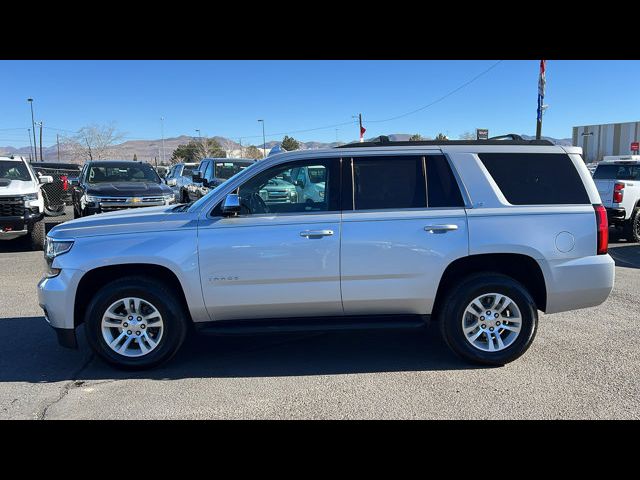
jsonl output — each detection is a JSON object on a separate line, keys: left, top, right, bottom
{"left": 593, "top": 155, "right": 640, "bottom": 242}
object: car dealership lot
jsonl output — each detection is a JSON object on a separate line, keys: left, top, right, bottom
{"left": 0, "top": 208, "right": 639, "bottom": 419}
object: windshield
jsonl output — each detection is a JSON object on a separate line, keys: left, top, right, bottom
{"left": 0, "top": 160, "right": 32, "bottom": 181}
{"left": 88, "top": 164, "right": 160, "bottom": 184}
{"left": 308, "top": 167, "right": 325, "bottom": 184}
{"left": 182, "top": 166, "right": 197, "bottom": 177}
{"left": 214, "top": 161, "right": 253, "bottom": 180}
{"left": 187, "top": 160, "right": 260, "bottom": 212}
{"left": 593, "top": 164, "right": 640, "bottom": 180}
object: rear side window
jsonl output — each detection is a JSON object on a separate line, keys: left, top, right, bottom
{"left": 478, "top": 153, "right": 590, "bottom": 205}
{"left": 593, "top": 164, "right": 640, "bottom": 180}
{"left": 427, "top": 155, "right": 465, "bottom": 207}
{"left": 352, "top": 156, "right": 426, "bottom": 210}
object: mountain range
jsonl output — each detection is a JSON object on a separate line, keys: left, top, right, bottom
{"left": 0, "top": 133, "right": 573, "bottom": 164}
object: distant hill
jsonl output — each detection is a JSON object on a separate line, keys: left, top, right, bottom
{"left": 0, "top": 132, "right": 574, "bottom": 163}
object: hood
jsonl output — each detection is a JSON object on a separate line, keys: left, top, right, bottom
{"left": 263, "top": 179, "right": 296, "bottom": 190}
{"left": 86, "top": 182, "right": 172, "bottom": 196}
{"left": 48, "top": 205, "right": 199, "bottom": 240}
{"left": 0, "top": 179, "right": 39, "bottom": 196}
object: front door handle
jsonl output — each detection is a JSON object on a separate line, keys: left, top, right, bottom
{"left": 424, "top": 224, "right": 459, "bottom": 233}
{"left": 300, "top": 230, "right": 334, "bottom": 238}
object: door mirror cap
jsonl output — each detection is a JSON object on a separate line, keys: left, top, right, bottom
{"left": 222, "top": 194, "right": 241, "bottom": 216}
{"left": 39, "top": 175, "right": 54, "bottom": 184}
{"left": 167, "top": 178, "right": 177, "bottom": 187}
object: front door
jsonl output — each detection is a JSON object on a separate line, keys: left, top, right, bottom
{"left": 197, "top": 157, "right": 343, "bottom": 321}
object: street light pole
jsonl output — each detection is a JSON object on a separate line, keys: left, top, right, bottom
{"left": 38, "top": 121, "right": 43, "bottom": 162}
{"left": 27, "top": 128, "right": 33, "bottom": 162}
{"left": 27, "top": 98, "right": 37, "bottom": 161}
{"left": 258, "top": 119, "right": 266, "bottom": 158}
{"left": 160, "top": 117, "right": 165, "bottom": 164}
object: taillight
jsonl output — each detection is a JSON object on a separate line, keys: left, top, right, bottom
{"left": 613, "top": 183, "right": 624, "bottom": 203}
{"left": 594, "top": 205, "right": 608, "bottom": 255}
{"left": 61, "top": 175, "right": 68, "bottom": 191}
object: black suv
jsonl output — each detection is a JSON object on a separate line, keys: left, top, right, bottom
{"left": 71, "top": 160, "right": 175, "bottom": 217}
{"left": 186, "top": 158, "right": 255, "bottom": 202}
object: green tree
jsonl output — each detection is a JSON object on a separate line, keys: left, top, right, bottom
{"left": 281, "top": 135, "right": 300, "bottom": 151}
{"left": 434, "top": 133, "right": 449, "bottom": 141}
{"left": 244, "top": 145, "right": 264, "bottom": 160}
{"left": 171, "top": 138, "right": 227, "bottom": 163}
{"left": 409, "top": 134, "right": 423, "bottom": 141}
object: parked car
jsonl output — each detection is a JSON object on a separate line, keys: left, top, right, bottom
{"left": 31, "top": 162, "right": 82, "bottom": 216}
{"left": 185, "top": 158, "right": 255, "bottom": 202}
{"left": 165, "top": 162, "right": 199, "bottom": 203}
{"left": 0, "top": 155, "right": 53, "bottom": 249}
{"left": 593, "top": 155, "right": 640, "bottom": 241}
{"left": 39, "top": 137, "right": 614, "bottom": 369}
{"left": 71, "top": 160, "right": 175, "bottom": 218}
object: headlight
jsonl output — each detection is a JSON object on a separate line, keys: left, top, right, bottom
{"left": 23, "top": 193, "right": 38, "bottom": 201}
{"left": 163, "top": 194, "right": 175, "bottom": 204}
{"left": 83, "top": 194, "right": 98, "bottom": 205}
{"left": 44, "top": 237, "right": 74, "bottom": 278}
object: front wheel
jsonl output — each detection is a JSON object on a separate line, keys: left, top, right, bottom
{"left": 84, "top": 276, "right": 188, "bottom": 370}
{"left": 438, "top": 273, "right": 538, "bottom": 366}
{"left": 29, "top": 219, "right": 45, "bottom": 250}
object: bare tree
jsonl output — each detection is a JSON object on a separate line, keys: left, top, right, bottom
{"left": 195, "top": 138, "right": 226, "bottom": 159}
{"left": 459, "top": 131, "right": 476, "bottom": 140}
{"left": 218, "top": 138, "right": 238, "bottom": 158}
{"left": 62, "top": 123, "right": 125, "bottom": 162}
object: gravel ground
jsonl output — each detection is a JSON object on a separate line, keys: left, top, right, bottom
{"left": 0, "top": 208, "right": 638, "bottom": 419}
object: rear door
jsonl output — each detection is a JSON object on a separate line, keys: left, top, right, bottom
{"left": 340, "top": 153, "right": 469, "bottom": 316}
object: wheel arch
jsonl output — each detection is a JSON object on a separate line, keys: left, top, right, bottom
{"left": 74, "top": 263, "right": 192, "bottom": 328}
{"left": 432, "top": 253, "right": 547, "bottom": 318}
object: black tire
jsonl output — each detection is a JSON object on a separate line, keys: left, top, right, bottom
{"left": 181, "top": 189, "right": 189, "bottom": 203}
{"left": 623, "top": 208, "right": 640, "bottom": 243}
{"left": 29, "top": 219, "right": 46, "bottom": 251}
{"left": 84, "top": 276, "right": 189, "bottom": 370}
{"left": 437, "top": 273, "right": 538, "bottom": 366}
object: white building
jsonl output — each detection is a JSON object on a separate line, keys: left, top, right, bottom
{"left": 572, "top": 121, "right": 640, "bottom": 163}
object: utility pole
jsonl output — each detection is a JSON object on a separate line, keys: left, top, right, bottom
{"left": 56, "top": 134, "right": 61, "bottom": 161}
{"left": 27, "top": 98, "right": 37, "bottom": 161}
{"left": 38, "top": 122, "right": 43, "bottom": 162}
{"left": 258, "top": 119, "right": 266, "bottom": 158}
{"left": 28, "top": 128, "right": 34, "bottom": 162}
{"left": 536, "top": 60, "right": 546, "bottom": 140}
{"left": 160, "top": 117, "right": 166, "bottom": 164}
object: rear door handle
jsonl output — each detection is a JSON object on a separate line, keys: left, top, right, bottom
{"left": 300, "top": 230, "right": 334, "bottom": 238}
{"left": 424, "top": 224, "right": 459, "bottom": 233}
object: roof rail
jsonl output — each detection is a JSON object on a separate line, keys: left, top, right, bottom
{"left": 336, "top": 134, "right": 554, "bottom": 148}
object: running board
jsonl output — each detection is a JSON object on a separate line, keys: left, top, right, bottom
{"left": 195, "top": 314, "right": 431, "bottom": 336}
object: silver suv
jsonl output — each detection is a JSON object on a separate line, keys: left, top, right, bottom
{"left": 38, "top": 138, "right": 615, "bottom": 369}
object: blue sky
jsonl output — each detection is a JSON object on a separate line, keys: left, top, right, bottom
{"left": 1, "top": 60, "right": 639, "bottom": 148}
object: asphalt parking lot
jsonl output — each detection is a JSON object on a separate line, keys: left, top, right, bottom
{"left": 1, "top": 207, "right": 639, "bottom": 419}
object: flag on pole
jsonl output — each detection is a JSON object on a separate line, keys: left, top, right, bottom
{"left": 537, "top": 60, "right": 546, "bottom": 123}
{"left": 359, "top": 114, "right": 366, "bottom": 142}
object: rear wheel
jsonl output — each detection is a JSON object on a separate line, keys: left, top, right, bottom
{"left": 438, "top": 273, "right": 538, "bottom": 366}
{"left": 623, "top": 208, "right": 640, "bottom": 242}
{"left": 84, "top": 276, "right": 188, "bottom": 370}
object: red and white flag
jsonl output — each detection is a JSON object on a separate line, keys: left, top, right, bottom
{"left": 359, "top": 115, "right": 366, "bottom": 142}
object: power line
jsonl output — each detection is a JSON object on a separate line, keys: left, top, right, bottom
{"left": 366, "top": 60, "right": 504, "bottom": 123}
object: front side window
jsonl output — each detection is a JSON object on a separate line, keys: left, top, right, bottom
{"left": 217, "top": 159, "right": 338, "bottom": 216}
{"left": 352, "top": 156, "right": 427, "bottom": 210}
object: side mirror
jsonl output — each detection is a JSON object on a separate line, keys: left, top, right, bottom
{"left": 192, "top": 172, "right": 203, "bottom": 182}
{"left": 39, "top": 175, "right": 54, "bottom": 184}
{"left": 295, "top": 179, "right": 304, "bottom": 188}
{"left": 167, "top": 178, "right": 177, "bottom": 187}
{"left": 222, "top": 193, "right": 240, "bottom": 216}
{"left": 202, "top": 178, "right": 210, "bottom": 188}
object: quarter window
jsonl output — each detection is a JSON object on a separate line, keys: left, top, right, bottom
{"left": 426, "top": 155, "right": 465, "bottom": 207}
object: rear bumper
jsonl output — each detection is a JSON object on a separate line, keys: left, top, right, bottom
{"left": 605, "top": 207, "right": 626, "bottom": 223}
{"left": 544, "top": 254, "right": 615, "bottom": 314}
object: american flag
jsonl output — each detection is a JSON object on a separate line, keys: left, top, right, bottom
{"left": 537, "top": 60, "right": 546, "bottom": 122}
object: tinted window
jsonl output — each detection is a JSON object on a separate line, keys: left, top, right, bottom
{"left": 593, "top": 164, "right": 640, "bottom": 180}
{"left": 478, "top": 153, "right": 590, "bottom": 205}
{"left": 427, "top": 155, "right": 465, "bottom": 207}
{"left": 0, "top": 161, "right": 31, "bottom": 181}
{"left": 353, "top": 156, "right": 426, "bottom": 210}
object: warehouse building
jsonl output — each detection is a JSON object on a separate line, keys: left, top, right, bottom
{"left": 572, "top": 121, "right": 640, "bottom": 163}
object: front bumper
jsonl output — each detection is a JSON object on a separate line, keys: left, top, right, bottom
{"left": 605, "top": 207, "right": 626, "bottom": 223}
{"left": 37, "top": 268, "right": 84, "bottom": 348}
